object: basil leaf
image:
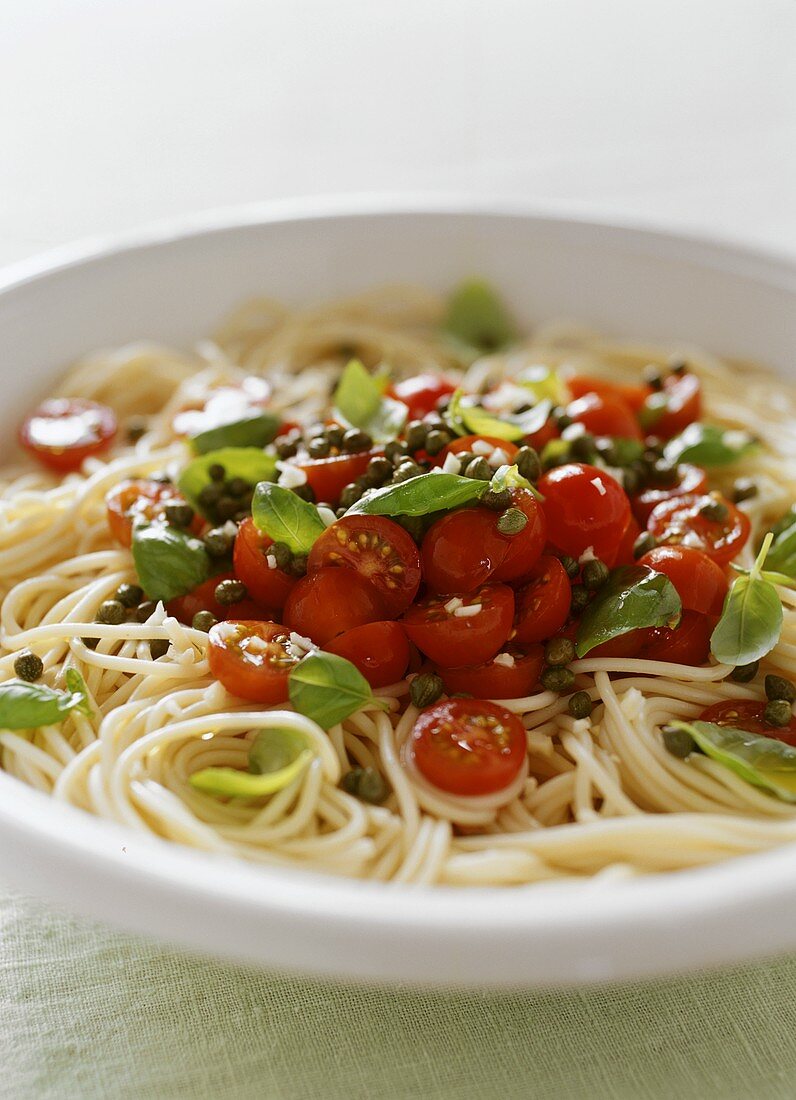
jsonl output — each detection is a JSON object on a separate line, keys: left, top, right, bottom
{"left": 444, "top": 280, "right": 515, "bottom": 352}
{"left": 669, "top": 720, "right": 796, "bottom": 803}
{"left": 447, "top": 390, "right": 552, "bottom": 443}
{"left": 189, "top": 411, "right": 281, "bottom": 455}
{"left": 289, "top": 651, "right": 376, "bottom": 729}
{"left": 575, "top": 565, "right": 682, "bottom": 657}
{"left": 349, "top": 472, "right": 488, "bottom": 518}
{"left": 178, "top": 447, "right": 278, "bottom": 515}
{"left": 663, "top": 423, "right": 757, "bottom": 467}
{"left": 709, "top": 573, "right": 782, "bottom": 665}
{"left": 0, "top": 679, "right": 89, "bottom": 730}
{"left": 189, "top": 750, "right": 313, "bottom": 799}
{"left": 249, "top": 727, "right": 308, "bottom": 774}
{"left": 489, "top": 463, "right": 532, "bottom": 493}
{"left": 765, "top": 510, "right": 796, "bottom": 579}
{"left": 251, "top": 482, "right": 326, "bottom": 555}
{"left": 64, "top": 668, "right": 93, "bottom": 717}
{"left": 333, "top": 359, "right": 407, "bottom": 442}
{"left": 132, "top": 525, "right": 210, "bottom": 602}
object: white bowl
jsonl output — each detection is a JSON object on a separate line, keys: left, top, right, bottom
{"left": 1, "top": 199, "right": 795, "bottom": 987}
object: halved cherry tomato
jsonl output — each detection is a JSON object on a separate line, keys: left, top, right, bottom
{"left": 641, "top": 373, "right": 701, "bottom": 438}
{"left": 172, "top": 377, "right": 271, "bottom": 437}
{"left": 20, "top": 398, "right": 117, "bottom": 473}
{"left": 512, "top": 555, "right": 571, "bottom": 645}
{"left": 308, "top": 515, "right": 421, "bottom": 615}
{"left": 566, "top": 375, "right": 651, "bottom": 413}
{"left": 615, "top": 514, "right": 641, "bottom": 565}
{"left": 637, "top": 545, "right": 728, "bottom": 615}
{"left": 105, "top": 478, "right": 201, "bottom": 548}
{"left": 421, "top": 508, "right": 509, "bottom": 595}
{"left": 566, "top": 392, "right": 643, "bottom": 441}
{"left": 325, "top": 621, "right": 410, "bottom": 688}
{"left": 437, "top": 434, "right": 519, "bottom": 466}
{"left": 409, "top": 698, "right": 527, "bottom": 796}
{"left": 639, "top": 610, "right": 711, "bottom": 665}
{"left": 632, "top": 464, "right": 708, "bottom": 524}
{"left": 402, "top": 584, "right": 514, "bottom": 667}
{"left": 388, "top": 374, "right": 458, "bottom": 421}
{"left": 699, "top": 699, "right": 796, "bottom": 746}
{"left": 233, "top": 516, "right": 297, "bottom": 610}
{"left": 492, "top": 488, "right": 548, "bottom": 583}
{"left": 537, "top": 463, "right": 631, "bottom": 566}
{"left": 167, "top": 572, "right": 267, "bottom": 624}
{"left": 296, "top": 449, "right": 379, "bottom": 505}
{"left": 283, "top": 566, "right": 385, "bottom": 645}
{"left": 647, "top": 493, "right": 750, "bottom": 566}
{"left": 207, "top": 620, "right": 301, "bottom": 703}
{"left": 437, "top": 644, "right": 544, "bottom": 699}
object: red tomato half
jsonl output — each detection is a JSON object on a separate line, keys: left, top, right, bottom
{"left": 167, "top": 572, "right": 267, "bottom": 625}
{"left": 632, "top": 464, "right": 708, "bottom": 524}
{"left": 492, "top": 488, "right": 548, "bottom": 583}
{"left": 402, "top": 584, "right": 514, "bottom": 668}
{"left": 699, "top": 699, "right": 796, "bottom": 746}
{"left": 421, "top": 508, "right": 509, "bottom": 595}
{"left": 105, "top": 478, "right": 200, "bottom": 548}
{"left": 308, "top": 515, "right": 421, "bottom": 615}
{"left": 566, "top": 375, "right": 651, "bottom": 413}
{"left": 566, "top": 392, "right": 643, "bottom": 441}
{"left": 208, "top": 620, "right": 301, "bottom": 703}
{"left": 512, "top": 555, "right": 571, "bottom": 645}
{"left": 641, "top": 373, "right": 701, "bottom": 438}
{"left": 639, "top": 610, "right": 711, "bottom": 666}
{"left": 283, "top": 566, "right": 385, "bottom": 645}
{"left": 233, "top": 516, "right": 297, "bottom": 610}
{"left": 409, "top": 699, "right": 527, "bottom": 796}
{"left": 325, "top": 621, "right": 411, "bottom": 688}
{"left": 20, "top": 398, "right": 117, "bottom": 473}
{"left": 537, "top": 463, "right": 631, "bottom": 566}
{"left": 647, "top": 493, "right": 750, "bottom": 566}
{"left": 438, "top": 644, "right": 544, "bottom": 699}
{"left": 296, "top": 449, "right": 379, "bottom": 505}
{"left": 389, "top": 374, "right": 458, "bottom": 420}
{"left": 637, "top": 545, "right": 728, "bottom": 615}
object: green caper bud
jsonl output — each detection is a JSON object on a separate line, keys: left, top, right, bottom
{"left": 13, "top": 650, "right": 43, "bottom": 682}
{"left": 288, "top": 555, "right": 308, "bottom": 577}
{"left": 764, "top": 699, "right": 793, "bottom": 728}
{"left": 540, "top": 666, "right": 576, "bottom": 693}
{"left": 291, "top": 484, "right": 316, "bottom": 503}
{"left": 731, "top": 478, "right": 758, "bottom": 504}
{"left": 669, "top": 359, "right": 688, "bottom": 376}
{"left": 405, "top": 421, "right": 428, "bottom": 452}
{"left": 214, "top": 579, "right": 248, "bottom": 605}
{"left": 393, "top": 461, "right": 422, "bottom": 483}
{"left": 496, "top": 507, "right": 528, "bottom": 535}
{"left": 192, "top": 610, "right": 217, "bottom": 633}
{"left": 424, "top": 429, "right": 450, "bottom": 456}
{"left": 765, "top": 675, "right": 796, "bottom": 703}
{"left": 465, "top": 456, "right": 491, "bottom": 481}
{"left": 215, "top": 497, "right": 239, "bottom": 522}
{"left": 163, "top": 502, "right": 195, "bottom": 528}
{"left": 662, "top": 725, "right": 695, "bottom": 758}
{"left": 481, "top": 489, "right": 513, "bottom": 512}
{"left": 365, "top": 456, "right": 392, "bottom": 485}
{"left": 343, "top": 428, "right": 372, "bottom": 453}
{"left": 558, "top": 555, "right": 580, "bottom": 579}
{"left": 275, "top": 438, "right": 299, "bottom": 459}
{"left": 633, "top": 532, "right": 657, "bottom": 560}
{"left": 648, "top": 460, "right": 678, "bottom": 488}
{"left": 553, "top": 410, "right": 573, "bottom": 430}
{"left": 570, "top": 585, "right": 589, "bottom": 613}
{"left": 544, "top": 636, "right": 576, "bottom": 667}
{"left": 150, "top": 639, "right": 169, "bottom": 660}
{"left": 81, "top": 637, "right": 99, "bottom": 650}
{"left": 582, "top": 559, "right": 609, "bottom": 591}
{"left": 567, "top": 690, "right": 593, "bottom": 719}
{"left": 515, "top": 445, "right": 542, "bottom": 482}
{"left": 325, "top": 425, "right": 345, "bottom": 449}
{"left": 699, "top": 497, "right": 729, "bottom": 523}
{"left": 384, "top": 440, "right": 408, "bottom": 465}
{"left": 338, "top": 482, "right": 363, "bottom": 509}
{"left": 622, "top": 467, "right": 644, "bottom": 496}
{"left": 135, "top": 600, "right": 156, "bottom": 623}
{"left": 225, "top": 477, "right": 250, "bottom": 499}
{"left": 642, "top": 365, "right": 664, "bottom": 390}
{"left": 207, "top": 463, "right": 226, "bottom": 482}
{"left": 95, "top": 599, "right": 126, "bottom": 626}
{"left": 198, "top": 483, "right": 222, "bottom": 509}
{"left": 730, "top": 661, "right": 759, "bottom": 683}
{"left": 270, "top": 541, "right": 292, "bottom": 570}
{"left": 410, "top": 672, "right": 444, "bottom": 709}
{"left": 570, "top": 433, "right": 597, "bottom": 462}
{"left": 204, "top": 527, "right": 234, "bottom": 559}
{"left": 340, "top": 767, "right": 391, "bottom": 805}
{"left": 308, "top": 436, "right": 331, "bottom": 458}
{"left": 115, "top": 583, "right": 143, "bottom": 608}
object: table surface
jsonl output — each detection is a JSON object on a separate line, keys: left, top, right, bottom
{"left": 1, "top": 2, "right": 796, "bottom": 1098}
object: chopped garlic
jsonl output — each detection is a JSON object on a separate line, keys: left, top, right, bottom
{"left": 471, "top": 440, "right": 494, "bottom": 457}
{"left": 289, "top": 631, "right": 316, "bottom": 656}
{"left": 444, "top": 596, "right": 464, "bottom": 613}
{"left": 317, "top": 505, "right": 337, "bottom": 527}
{"left": 277, "top": 463, "right": 308, "bottom": 489}
{"left": 578, "top": 546, "right": 597, "bottom": 564}
{"left": 724, "top": 429, "right": 752, "bottom": 450}
{"left": 453, "top": 604, "right": 481, "bottom": 618}
{"left": 442, "top": 453, "right": 462, "bottom": 475}
{"left": 493, "top": 652, "right": 516, "bottom": 668}
{"left": 265, "top": 554, "right": 278, "bottom": 570}
{"left": 590, "top": 476, "right": 607, "bottom": 496}
{"left": 488, "top": 447, "right": 510, "bottom": 469}
{"left": 562, "top": 422, "right": 587, "bottom": 441}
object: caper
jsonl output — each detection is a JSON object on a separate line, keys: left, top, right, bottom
{"left": 323, "top": 425, "right": 344, "bottom": 449}
{"left": 275, "top": 438, "right": 299, "bottom": 459}
{"left": 150, "top": 639, "right": 170, "bottom": 660}
{"left": 764, "top": 699, "right": 793, "bottom": 728}
{"left": 364, "top": 456, "right": 392, "bottom": 486}
{"left": 582, "top": 559, "right": 609, "bottom": 591}
{"left": 540, "top": 666, "right": 576, "bottom": 693}
{"left": 292, "top": 484, "right": 316, "bottom": 503}
{"left": 95, "top": 599, "right": 126, "bottom": 626}
{"left": 622, "top": 467, "right": 644, "bottom": 496}
{"left": 648, "top": 460, "right": 678, "bottom": 488}
{"left": 338, "top": 482, "right": 363, "bottom": 509}
{"left": 81, "top": 637, "right": 99, "bottom": 650}
{"left": 125, "top": 417, "right": 148, "bottom": 443}
{"left": 765, "top": 674, "right": 796, "bottom": 704}
{"left": 642, "top": 365, "right": 664, "bottom": 390}
{"left": 13, "top": 650, "right": 43, "bottom": 682}
{"left": 699, "top": 498, "right": 729, "bottom": 523}
{"left": 405, "top": 421, "right": 428, "bottom": 452}
{"left": 204, "top": 527, "right": 234, "bottom": 559}
{"left": 384, "top": 440, "right": 408, "bottom": 465}
{"left": 135, "top": 600, "right": 156, "bottom": 623}
{"left": 544, "top": 636, "right": 575, "bottom": 667}
{"left": 207, "top": 463, "right": 226, "bottom": 482}
{"left": 308, "top": 436, "right": 331, "bottom": 459}
{"left": 343, "top": 428, "right": 372, "bottom": 453}
{"left": 570, "top": 433, "right": 597, "bottom": 462}
{"left": 515, "top": 445, "right": 542, "bottom": 482}
{"left": 340, "top": 766, "right": 391, "bottom": 805}
{"left": 115, "top": 583, "right": 143, "bottom": 608}
{"left": 732, "top": 478, "right": 758, "bottom": 504}
{"left": 570, "top": 585, "right": 589, "bottom": 613}
{"left": 270, "top": 541, "right": 292, "bottom": 570}
{"left": 225, "top": 477, "right": 250, "bottom": 499}
{"left": 410, "top": 672, "right": 444, "bottom": 709}
{"left": 730, "top": 661, "right": 759, "bottom": 683}
{"left": 553, "top": 410, "right": 573, "bottom": 430}
{"left": 424, "top": 429, "right": 450, "bottom": 456}
{"left": 214, "top": 579, "right": 248, "bottom": 605}
{"left": 567, "top": 690, "right": 593, "bottom": 719}
{"left": 481, "top": 489, "right": 512, "bottom": 512}
{"left": 464, "top": 456, "right": 491, "bottom": 481}
{"left": 633, "top": 532, "right": 657, "bottom": 560}
{"left": 191, "top": 610, "right": 217, "bottom": 633}
{"left": 662, "top": 725, "right": 695, "bottom": 758}
{"left": 558, "top": 555, "right": 580, "bottom": 579}
{"left": 198, "top": 484, "right": 222, "bottom": 509}
{"left": 669, "top": 359, "right": 688, "bottom": 376}
{"left": 393, "top": 461, "right": 422, "bottom": 483}
{"left": 216, "top": 497, "right": 239, "bottom": 522}
{"left": 163, "top": 502, "right": 195, "bottom": 528}
{"left": 496, "top": 507, "right": 528, "bottom": 535}
{"left": 288, "top": 555, "right": 308, "bottom": 577}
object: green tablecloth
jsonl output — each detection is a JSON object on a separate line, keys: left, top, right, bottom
{"left": 2, "top": 888, "right": 793, "bottom": 1100}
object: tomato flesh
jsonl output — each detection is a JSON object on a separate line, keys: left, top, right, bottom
{"left": 167, "top": 572, "right": 268, "bottom": 624}
{"left": 283, "top": 566, "right": 385, "bottom": 645}
{"left": 637, "top": 545, "right": 728, "bottom": 615}
{"left": 105, "top": 478, "right": 200, "bottom": 548}
{"left": 438, "top": 644, "right": 544, "bottom": 699}
{"left": 233, "top": 516, "right": 297, "bottom": 609}
{"left": 698, "top": 700, "right": 796, "bottom": 745}
{"left": 402, "top": 584, "right": 514, "bottom": 668}
{"left": 421, "top": 508, "right": 509, "bottom": 595}
{"left": 296, "top": 449, "right": 379, "bottom": 505}
{"left": 647, "top": 493, "right": 750, "bottom": 566}
{"left": 639, "top": 610, "right": 711, "bottom": 666}
{"left": 632, "top": 464, "right": 708, "bottom": 525}
{"left": 325, "top": 621, "right": 410, "bottom": 688}
{"left": 537, "top": 463, "right": 631, "bottom": 567}
{"left": 566, "top": 391, "right": 642, "bottom": 441}
{"left": 512, "top": 555, "right": 571, "bottom": 645}
{"left": 389, "top": 374, "right": 457, "bottom": 420}
{"left": 409, "top": 699, "right": 527, "bottom": 796}
{"left": 20, "top": 398, "right": 117, "bottom": 473}
{"left": 208, "top": 620, "right": 300, "bottom": 703}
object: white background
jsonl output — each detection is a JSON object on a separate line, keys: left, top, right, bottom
{"left": 0, "top": 0, "right": 794, "bottom": 267}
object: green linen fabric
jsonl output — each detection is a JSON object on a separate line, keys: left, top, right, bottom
{"left": 2, "top": 888, "right": 794, "bottom": 1100}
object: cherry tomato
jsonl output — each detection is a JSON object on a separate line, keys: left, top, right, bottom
{"left": 438, "top": 644, "right": 543, "bottom": 699}
{"left": 167, "top": 572, "right": 268, "bottom": 624}
{"left": 296, "top": 449, "right": 379, "bottom": 505}
{"left": 637, "top": 545, "right": 728, "bottom": 615}
{"left": 409, "top": 698, "right": 527, "bottom": 796}
{"left": 20, "top": 398, "right": 117, "bottom": 473}
{"left": 172, "top": 377, "right": 271, "bottom": 437}
{"left": 556, "top": 619, "right": 647, "bottom": 659}
{"left": 388, "top": 374, "right": 458, "bottom": 420}
{"left": 308, "top": 515, "right": 421, "bottom": 615}
{"left": 232, "top": 516, "right": 297, "bottom": 609}
{"left": 325, "top": 621, "right": 410, "bottom": 688}
{"left": 437, "top": 434, "right": 519, "bottom": 466}
{"left": 615, "top": 514, "right": 641, "bottom": 565}
{"left": 567, "top": 375, "right": 651, "bottom": 413}
{"left": 524, "top": 416, "right": 559, "bottom": 452}
{"left": 512, "top": 556, "right": 571, "bottom": 645}
{"left": 105, "top": 478, "right": 200, "bottom": 548}
{"left": 641, "top": 373, "right": 701, "bottom": 438}
{"left": 402, "top": 584, "right": 514, "bottom": 668}
{"left": 537, "top": 463, "right": 631, "bottom": 566}
{"left": 699, "top": 699, "right": 796, "bottom": 746}
{"left": 566, "top": 392, "right": 643, "bottom": 441}
{"left": 492, "top": 488, "right": 548, "bottom": 583}
{"left": 207, "top": 620, "right": 301, "bottom": 703}
{"left": 639, "top": 610, "right": 711, "bottom": 665}
{"left": 283, "top": 566, "right": 385, "bottom": 645}
{"left": 647, "top": 493, "right": 750, "bottom": 567}
{"left": 632, "top": 464, "right": 708, "bottom": 524}
{"left": 421, "top": 508, "right": 509, "bottom": 594}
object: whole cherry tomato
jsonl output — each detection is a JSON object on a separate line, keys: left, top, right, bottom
{"left": 537, "top": 463, "right": 631, "bottom": 566}
{"left": 641, "top": 372, "right": 701, "bottom": 438}
{"left": 167, "top": 572, "right": 268, "bottom": 625}
{"left": 566, "top": 391, "right": 642, "bottom": 441}
{"left": 566, "top": 374, "right": 651, "bottom": 413}
{"left": 421, "top": 508, "right": 509, "bottom": 595}
{"left": 402, "top": 584, "right": 514, "bottom": 667}
{"left": 632, "top": 464, "right": 708, "bottom": 524}
{"left": 389, "top": 373, "right": 458, "bottom": 420}
{"left": 637, "top": 545, "right": 728, "bottom": 615}
{"left": 437, "top": 434, "right": 519, "bottom": 466}
{"left": 105, "top": 478, "right": 200, "bottom": 548}
{"left": 491, "top": 488, "right": 548, "bottom": 583}
{"left": 325, "top": 621, "right": 411, "bottom": 688}
{"left": 639, "top": 610, "right": 712, "bottom": 665}
{"left": 296, "top": 449, "right": 380, "bottom": 505}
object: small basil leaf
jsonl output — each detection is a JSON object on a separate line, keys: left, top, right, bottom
{"left": 64, "top": 668, "right": 93, "bottom": 717}
{"left": 669, "top": 720, "right": 796, "bottom": 803}
{"left": 709, "top": 573, "right": 783, "bottom": 666}
{"left": 0, "top": 679, "right": 89, "bottom": 730}
{"left": 447, "top": 390, "right": 551, "bottom": 443}
{"left": 251, "top": 482, "right": 326, "bottom": 555}
{"left": 489, "top": 463, "right": 532, "bottom": 493}
{"left": 575, "top": 565, "right": 682, "bottom": 657}
{"left": 289, "top": 651, "right": 378, "bottom": 729}
{"left": 333, "top": 359, "right": 407, "bottom": 442}
{"left": 132, "top": 525, "right": 210, "bottom": 602}
{"left": 765, "top": 511, "right": 796, "bottom": 579}
{"left": 178, "top": 448, "right": 278, "bottom": 515}
{"left": 444, "top": 280, "right": 515, "bottom": 352}
{"left": 189, "top": 411, "right": 281, "bottom": 455}
{"left": 248, "top": 727, "right": 309, "bottom": 775}
{"left": 348, "top": 472, "right": 488, "bottom": 518}
{"left": 663, "top": 423, "right": 757, "bottom": 467}
{"left": 515, "top": 365, "right": 566, "bottom": 403}
{"left": 189, "top": 750, "right": 313, "bottom": 799}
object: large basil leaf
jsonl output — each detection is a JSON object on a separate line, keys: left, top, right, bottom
{"left": 132, "top": 525, "right": 210, "bottom": 602}
{"left": 289, "top": 651, "right": 380, "bottom": 729}
{"left": 669, "top": 720, "right": 796, "bottom": 803}
{"left": 446, "top": 390, "right": 552, "bottom": 443}
{"left": 711, "top": 534, "right": 783, "bottom": 665}
{"left": 663, "top": 423, "right": 757, "bottom": 467}
{"left": 575, "top": 566, "right": 682, "bottom": 657}
{"left": 444, "top": 280, "right": 515, "bottom": 352}
{"left": 178, "top": 447, "right": 278, "bottom": 515}
{"left": 333, "top": 359, "right": 406, "bottom": 442}
{"left": 251, "top": 482, "right": 326, "bottom": 555}
{"left": 348, "top": 471, "right": 488, "bottom": 518}
{"left": 189, "top": 411, "right": 281, "bottom": 455}
{"left": 765, "top": 509, "right": 796, "bottom": 579}
{"left": 0, "top": 678, "right": 90, "bottom": 730}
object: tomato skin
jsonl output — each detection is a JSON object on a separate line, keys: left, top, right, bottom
{"left": 207, "top": 620, "right": 299, "bottom": 704}
{"left": 167, "top": 572, "right": 268, "bottom": 624}
{"left": 643, "top": 373, "right": 702, "bottom": 438}
{"left": 615, "top": 515, "right": 641, "bottom": 565}
{"left": 512, "top": 555, "right": 571, "bottom": 645}
{"left": 699, "top": 699, "right": 796, "bottom": 745}
{"left": 283, "top": 566, "right": 385, "bottom": 645}
{"left": 492, "top": 488, "right": 548, "bottom": 583}
{"left": 20, "top": 398, "right": 117, "bottom": 473}
{"left": 567, "top": 375, "right": 651, "bottom": 413}
{"left": 233, "top": 516, "right": 297, "bottom": 609}
{"left": 389, "top": 374, "right": 457, "bottom": 420}
{"left": 409, "top": 699, "right": 527, "bottom": 796}
{"left": 438, "top": 434, "right": 519, "bottom": 466}
{"left": 308, "top": 515, "right": 421, "bottom": 614}
{"left": 566, "top": 392, "right": 643, "bottom": 441}
{"left": 638, "top": 545, "right": 728, "bottom": 615}
{"left": 325, "top": 621, "right": 410, "bottom": 688}
{"left": 632, "top": 464, "right": 708, "bottom": 524}
{"left": 421, "top": 508, "right": 509, "bottom": 595}
{"left": 537, "top": 463, "right": 631, "bottom": 567}
{"left": 555, "top": 618, "right": 648, "bottom": 659}
{"left": 402, "top": 584, "right": 514, "bottom": 668}
{"left": 437, "top": 645, "right": 544, "bottom": 699}
{"left": 296, "top": 449, "right": 379, "bottom": 505}
{"left": 105, "top": 478, "right": 200, "bottom": 548}
{"left": 639, "top": 610, "right": 711, "bottom": 665}
{"left": 647, "top": 493, "right": 750, "bottom": 567}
